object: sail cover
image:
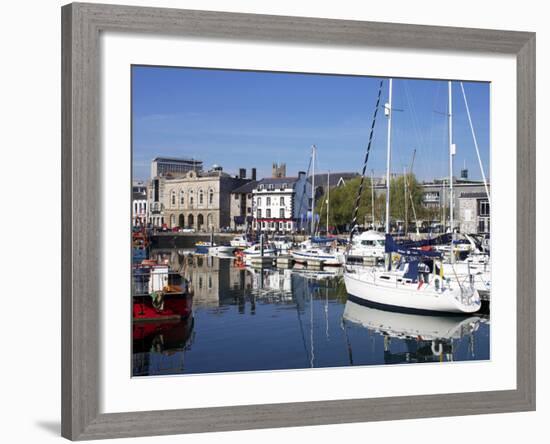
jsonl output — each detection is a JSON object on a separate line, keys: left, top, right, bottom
{"left": 385, "top": 234, "right": 442, "bottom": 258}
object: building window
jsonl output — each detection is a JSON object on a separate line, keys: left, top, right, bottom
{"left": 257, "top": 197, "right": 261, "bottom": 206}
{"left": 199, "top": 189, "right": 204, "bottom": 204}
{"left": 171, "top": 191, "right": 176, "bottom": 207}
{"left": 268, "top": 184, "right": 274, "bottom": 190}
{"left": 270, "top": 222, "right": 275, "bottom": 229}
{"left": 280, "top": 208, "right": 284, "bottom": 218}
{"left": 287, "top": 222, "right": 292, "bottom": 229}
{"left": 478, "top": 200, "right": 490, "bottom": 216}
{"left": 280, "top": 196, "right": 284, "bottom": 206}
{"left": 234, "top": 194, "right": 239, "bottom": 200}
{"left": 266, "top": 197, "right": 271, "bottom": 206}
{"left": 266, "top": 209, "right": 271, "bottom": 218}
{"left": 179, "top": 190, "right": 185, "bottom": 206}
{"left": 209, "top": 189, "right": 214, "bottom": 205}
{"left": 257, "top": 209, "right": 262, "bottom": 218}
{"left": 247, "top": 207, "right": 251, "bottom": 214}
{"left": 262, "top": 222, "right": 266, "bottom": 229}
{"left": 279, "top": 222, "right": 283, "bottom": 230}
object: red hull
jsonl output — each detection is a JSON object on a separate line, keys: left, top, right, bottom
{"left": 133, "top": 294, "right": 192, "bottom": 322}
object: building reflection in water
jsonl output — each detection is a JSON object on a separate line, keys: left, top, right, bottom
{"left": 132, "top": 249, "right": 488, "bottom": 376}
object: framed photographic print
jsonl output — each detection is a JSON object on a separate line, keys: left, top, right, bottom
{"left": 61, "top": 2, "right": 535, "bottom": 440}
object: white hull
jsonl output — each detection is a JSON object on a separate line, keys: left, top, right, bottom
{"left": 243, "top": 248, "right": 277, "bottom": 257}
{"left": 344, "top": 267, "right": 480, "bottom": 314}
{"left": 291, "top": 250, "right": 344, "bottom": 266}
{"left": 208, "top": 245, "right": 235, "bottom": 255}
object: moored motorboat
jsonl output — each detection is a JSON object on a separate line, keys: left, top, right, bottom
{"left": 208, "top": 245, "right": 236, "bottom": 256}
{"left": 230, "top": 235, "right": 253, "bottom": 249}
{"left": 347, "top": 230, "right": 385, "bottom": 260}
{"left": 242, "top": 243, "right": 277, "bottom": 257}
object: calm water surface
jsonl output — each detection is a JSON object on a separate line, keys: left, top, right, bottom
{"left": 132, "top": 249, "right": 490, "bottom": 376}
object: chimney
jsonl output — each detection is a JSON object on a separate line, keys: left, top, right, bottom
{"left": 239, "top": 168, "right": 246, "bottom": 179}
{"left": 251, "top": 168, "right": 257, "bottom": 181}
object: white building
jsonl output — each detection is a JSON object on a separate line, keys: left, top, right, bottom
{"left": 251, "top": 172, "right": 311, "bottom": 233}
{"left": 132, "top": 190, "right": 148, "bottom": 227}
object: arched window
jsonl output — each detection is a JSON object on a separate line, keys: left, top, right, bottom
{"left": 257, "top": 197, "right": 261, "bottom": 207}
{"left": 170, "top": 214, "right": 175, "bottom": 227}
{"left": 197, "top": 213, "right": 204, "bottom": 229}
{"left": 207, "top": 213, "right": 213, "bottom": 228}
{"left": 199, "top": 189, "right": 204, "bottom": 205}
{"left": 209, "top": 189, "right": 214, "bottom": 205}
{"left": 189, "top": 189, "right": 194, "bottom": 207}
{"left": 179, "top": 189, "right": 185, "bottom": 206}
{"left": 280, "top": 196, "right": 285, "bottom": 206}
{"left": 170, "top": 190, "right": 176, "bottom": 207}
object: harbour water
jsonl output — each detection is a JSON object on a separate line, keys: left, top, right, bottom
{"left": 132, "top": 249, "right": 490, "bottom": 377}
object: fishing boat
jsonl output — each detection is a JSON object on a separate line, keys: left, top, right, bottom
{"left": 133, "top": 260, "right": 193, "bottom": 322}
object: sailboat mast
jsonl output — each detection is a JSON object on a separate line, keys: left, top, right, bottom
{"left": 448, "top": 81, "right": 455, "bottom": 263}
{"left": 385, "top": 79, "right": 393, "bottom": 235}
{"left": 326, "top": 170, "right": 330, "bottom": 233}
{"left": 384, "top": 79, "right": 393, "bottom": 270}
{"left": 311, "top": 145, "right": 316, "bottom": 237}
{"left": 371, "top": 170, "right": 375, "bottom": 228}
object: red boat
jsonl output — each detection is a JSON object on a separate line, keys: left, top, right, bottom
{"left": 133, "top": 261, "right": 193, "bottom": 322}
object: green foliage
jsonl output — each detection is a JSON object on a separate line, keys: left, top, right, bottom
{"left": 316, "top": 173, "right": 431, "bottom": 228}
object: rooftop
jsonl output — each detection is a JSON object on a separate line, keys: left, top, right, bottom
{"left": 152, "top": 156, "right": 203, "bottom": 163}
{"left": 459, "top": 192, "right": 489, "bottom": 199}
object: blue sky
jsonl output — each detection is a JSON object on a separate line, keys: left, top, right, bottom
{"left": 132, "top": 66, "right": 490, "bottom": 182}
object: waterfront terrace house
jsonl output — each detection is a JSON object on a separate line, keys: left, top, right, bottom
{"left": 148, "top": 165, "right": 250, "bottom": 231}
{"left": 251, "top": 172, "right": 312, "bottom": 233}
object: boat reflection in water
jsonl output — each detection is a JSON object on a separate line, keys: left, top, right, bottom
{"left": 131, "top": 249, "right": 489, "bottom": 376}
{"left": 132, "top": 316, "right": 195, "bottom": 376}
{"left": 343, "top": 300, "right": 485, "bottom": 364}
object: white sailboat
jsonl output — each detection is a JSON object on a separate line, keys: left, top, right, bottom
{"left": 290, "top": 145, "right": 345, "bottom": 266}
{"left": 343, "top": 79, "right": 481, "bottom": 315}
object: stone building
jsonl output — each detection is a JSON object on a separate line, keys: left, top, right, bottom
{"left": 148, "top": 166, "right": 250, "bottom": 230}
{"left": 458, "top": 192, "right": 490, "bottom": 234}
{"left": 230, "top": 180, "right": 257, "bottom": 231}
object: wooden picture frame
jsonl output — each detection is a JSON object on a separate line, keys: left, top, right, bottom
{"left": 61, "top": 2, "right": 535, "bottom": 440}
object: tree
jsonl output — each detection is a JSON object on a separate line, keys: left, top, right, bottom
{"left": 315, "top": 173, "right": 427, "bottom": 232}
{"left": 315, "top": 176, "right": 376, "bottom": 230}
